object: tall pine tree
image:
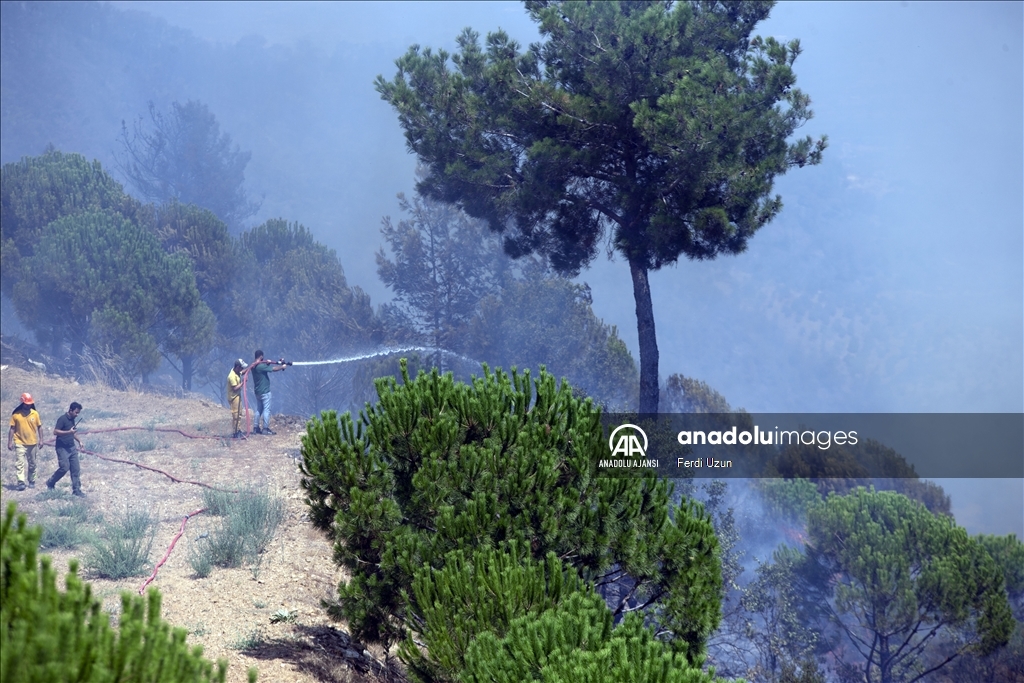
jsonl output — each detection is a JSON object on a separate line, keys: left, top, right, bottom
{"left": 376, "top": 1, "right": 826, "bottom": 413}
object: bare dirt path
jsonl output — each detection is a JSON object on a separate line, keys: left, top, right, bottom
{"left": 1, "top": 366, "right": 397, "bottom": 683}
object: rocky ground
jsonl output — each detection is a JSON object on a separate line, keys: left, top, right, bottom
{"left": 0, "top": 363, "right": 404, "bottom": 683}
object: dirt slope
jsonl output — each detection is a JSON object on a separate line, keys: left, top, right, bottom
{"left": 0, "top": 365, "right": 399, "bottom": 683}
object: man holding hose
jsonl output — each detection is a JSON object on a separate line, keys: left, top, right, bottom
{"left": 227, "top": 359, "right": 246, "bottom": 438}
{"left": 250, "top": 349, "right": 286, "bottom": 435}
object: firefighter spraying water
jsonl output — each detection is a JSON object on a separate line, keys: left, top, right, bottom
{"left": 226, "top": 346, "right": 478, "bottom": 438}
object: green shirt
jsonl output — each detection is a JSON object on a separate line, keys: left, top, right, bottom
{"left": 251, "top": 362, "right": 273, "bottom": 395}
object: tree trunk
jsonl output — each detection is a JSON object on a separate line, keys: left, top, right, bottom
{"left": 629, "top": 258, "right": 659, "bottom": 414}
{"left": 182, "top": 355, "right": 193, "bottom": 392}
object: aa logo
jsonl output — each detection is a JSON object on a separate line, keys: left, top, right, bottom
{"left": 608, "top": 424, "right": 648, "bottom": 458}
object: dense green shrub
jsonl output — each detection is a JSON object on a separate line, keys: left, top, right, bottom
{"left": 461, "top": 590, "right": 722, "bottom": 683}
{"left": 227, "top": 488, "right": 284, "bottom": 557}
{"left": 300, "top": 362, "right": 721, "bottom": 663}
{"left": 1, "top": 502, "right": 251, "bottom": 682}
{"left": 976, "top": 532, "right": 1024, "bottom": 620}
{"left": 401, "top": 544, "right": 585, "bottom": 682}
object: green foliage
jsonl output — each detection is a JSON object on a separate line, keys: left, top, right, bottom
{"left": 976, "top": 533, "right": 1024, "bottom": 619}
{"left": 1, "top": 502, "right": 234, "bottom": 682}
{"left": 187, "top": 540, "right": 213, "bottom": 579}
{"left": 13, "top": 206, "right": 210, "bottom": 380}
{"left": 737, "top": 546, "right": 820, "bottom": 682}
{"left": 151, "top": 201, "right": 232, "bottom": 390}
{"left": 160, "top": 300, "right": 217, "bottom": 392}
{"left": 300, "top": 361, "right": 722, "bottom": 663}
{"left": 34, "top": 487, "right": 68, "bottom": 503}
{"left": 57, "top": 499, "right": 91, "bottom": 523}
{"left": 939, "top": 620, "right": 1024, "bottom": 683}
{"left": 766, "top": 439, "right": 952, "bottom": 516}
{"left": 461, "top": 591, "right": 722, "bottom": 683}
{"left": 39, "top": 517, "right": 90, "bottom": 551}
{"left": 230, "top": 628, "right": 267, "bottom": 652}
{"left": 269, "top": 609, "right": 297, "bottom": 624}
{"left": 376, "top": 0, "right": 826, "bottom": 412}
{"left": 0, "top": 148, "right": 143, "bottom": 299}
{"left": 696, "top": 481, "right": 741, "bottom": 591}
{"left": 86, "top": 508, "right": 156, "bottom": 580}
{"left": 153, "top": 199, "right": 233, "bottom": 301}
{"left": 224, "top": 488, "right": 284, "bottom": 558}
{"left": 127, "top": 435, "right": 159, "bottom": 452}
{"left": 202, "top": 521, "right": 247, "bottom": 570}
{"left": 377, "top": 185, "right": 639, "bottom": 407}
{"left": 755, "top": 478, "right": 821, "bottom": 523}
{"left": 117, "top": 100, "right": 258, "bottom": 229}
{"left": 200, "top": 487, "right": 236, "bottom": 516}
{"left": 801, "top": 488, "right": 1014, "bottom": 683}
{"left": 777, "top": 659, "right": 825, "bottom": 683}
{"left": 400, "top": 545, "right": 586, "bottom": 682}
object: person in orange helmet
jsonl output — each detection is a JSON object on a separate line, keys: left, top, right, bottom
{"left": 7, "top": 392, "right": 43, "bottom": 491}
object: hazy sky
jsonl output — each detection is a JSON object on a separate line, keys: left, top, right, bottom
{"left": 110, "top": 0, "right": 1022, "bottom": 411}
{"left": 25, "top": 1, "right": 1024, "bottom": 533}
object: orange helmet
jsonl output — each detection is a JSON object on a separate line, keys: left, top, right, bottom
{"left": 20, "top": 393, "right": 33, "bottom": 404}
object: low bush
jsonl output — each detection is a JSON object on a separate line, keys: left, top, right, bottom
{"left": 35, "top": 487, "right": 68, "bottom": 502}
{"left": 229, "top": 488, "right": 284, "bottom": 557}
{"left": 87, "top": 507, "right": 156, "bottom": 579}
{"left": 200, "top": 488, "right": 235, "bottom": 516}
{"left": 204, "top": 525, "right": 248, "bottom": 569}
{"left": 188, "top": 538, "right": 214, "bottom": 579}
{"left": 127, "top": 435, "right": 158, "bottom": 452}
{"left": 39, "top": 517, "right": 90, "bottom": 550}
{"left": 56, "top": 499, "right": 90, "bottom": 522}
{"left": 192, "top": 488, "right": 285, "bottom": 574}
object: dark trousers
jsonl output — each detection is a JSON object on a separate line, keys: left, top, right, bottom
{"left": 47, "top": 446, "right": 81, "bottom": 493}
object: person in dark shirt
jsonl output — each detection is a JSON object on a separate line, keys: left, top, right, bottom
{"left": 250, "top": 349, "right": 285, "bottom": 435}
{"left": 46, "top": 402, "right": 85, "bottom": 497}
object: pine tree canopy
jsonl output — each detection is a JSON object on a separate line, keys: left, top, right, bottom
{"left": 0, "top": 148, "right": 143, "bottom": 298}
{"left": 117, "top": 100, "right": 259, "bottom": 230}
{"left": 462, "top": 590, "right": 723, "bottom": 683}
{"left": 300, "top": 361, "right": 722, "bottom": 664}
{"left": 400, "top": 544, "right": 586, "bottom": 682}
{"left": 13, "top": 208, "right": 210, "bottom": 376}
{"left": 376, "top": 0, "right": 826, "bottom": 413}
{"left": 153, "top": 200, "right": 233, "bottom": 308}
{"left": 228, "top": 218, "right": 376, "bottom": 361}
{"left": 801, "top": 488, "right": 1014, "bottom": 683}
